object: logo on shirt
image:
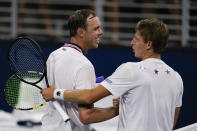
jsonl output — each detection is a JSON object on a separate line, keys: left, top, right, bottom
{"left": 154, "top": 69, "right": 159, "bottom": 74}
{"left": 62, "top": 48, "right": 67, "bottom": 51}
{"left": 56, "top": 91, "right": 61, "bottom": 96}
{"left": 139, "top": 65, "right": 145, "bottom": 71}
{"left": 105, "top": 78, "right": 112, "bottom": 84}
{"left": 165, "top": 69, "right": 170, "bottom": 75}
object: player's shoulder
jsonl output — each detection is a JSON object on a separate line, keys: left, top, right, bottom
{"left": 48, "top": 46, "right": 88, "bottom": 61}
{"left": 174, "top": 71, "right": 183, "bottom": 83}
{"left": 121, "top": 61, "right": 141, "bottom": 67}
{"left": 162, "top": 62, "right": 183, "bottom": 84}
{"left": 47, "top": 47, "right": 63, "bottom": 60}
{"left": 69, "top": 51, "right": 91, "bottom": 66}
{"left": 48, "top": 46, "right": 63, "bottom": 56}
{"left": 56, "top": 46, "right": 93, "bottom": 68}
{"left": 162, "top": 62, "right": 180, "bottom": 75}
{"left": 117, "top": 62, "right": 140, "bottom": 71}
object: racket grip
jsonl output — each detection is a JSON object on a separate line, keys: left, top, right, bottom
{"left": 52, "top": 101, "right": 70, "bottom": 122}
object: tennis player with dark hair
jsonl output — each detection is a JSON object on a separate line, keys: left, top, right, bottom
{"left": 41, "top": 9, "right": 119, "bottom": 131}
{"left": 41, "top": 18, "right": 183, "bottom": 131}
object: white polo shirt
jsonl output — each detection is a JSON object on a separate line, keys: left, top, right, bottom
{"left": 41, "top": 43, "right": 96, "bottom": 131}
{"left": 101, "top": 58, "right": 183, "bottom": 131}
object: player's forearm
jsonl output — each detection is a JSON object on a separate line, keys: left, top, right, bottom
{"left": 63, "top": 89, "right": 94, "bottom": 104}
{"left": 93, "top": 107, "right": 119, "bottom": 122}
{"left": 62, "top": 85, "right": 111, "bottom": 104}
{"left": 173, "top": 107, "right": 180, "bottom": 129}
{"left": 42, "top": 85, "right": 111, "bottom": 104}
{"left": 80, "top": 107, "right": 119, "bottom": 124}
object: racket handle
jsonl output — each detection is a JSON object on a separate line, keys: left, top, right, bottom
{"left": 52, "top": 101, "right": 70, "bottom": 122}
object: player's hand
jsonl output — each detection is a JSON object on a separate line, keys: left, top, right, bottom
{"left": 91, "top": 127, "right": 96, "bottom": 131}
{"left": 113, "top": 98, "right": 120, "bottom": 115}
{"left": 113, "top": 98, "right": 120, "bottom": 108}
{"left": 40, "top": 86, "right": 55, "bottom": 101}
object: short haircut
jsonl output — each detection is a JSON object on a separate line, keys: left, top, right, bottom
{"left": 67, "top": 9, "right": 96, "bottom": 37}
{"left": 136, "top": 18, "right": 169, "bottom": 54}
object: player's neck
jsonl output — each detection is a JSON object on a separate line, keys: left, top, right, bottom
{"left": 142, "top": 52, "right": 161, "bottom": 61}
{"left": 70, "top": 37, "right": 88, "bottom": 54}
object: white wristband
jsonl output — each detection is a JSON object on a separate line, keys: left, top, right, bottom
{"left": 54, "top": 88, "right": 65, "bottom": 100}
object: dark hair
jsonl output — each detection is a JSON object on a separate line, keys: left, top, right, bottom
{"left": 67, "top": 9, "right": 96, "bottom": 37}
{"left": 136, "top": 18, "right": 169, "bottom": 54}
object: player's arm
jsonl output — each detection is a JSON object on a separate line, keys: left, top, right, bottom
{"left": 41, "top": 85, "right": 118, "bottom": 124}
{"left": 41, "top": 84, "right": 111, "bottom": 104}
{"left": 173, "top": 73, "right": 183, "bottom": 129}
{"left": 68, "top": 85, "right": 118, "bottom": 124}
{"left": 173, "top": 107, "right": 180, "bottom": 129}
{"left": 78, "top": 98, "right": 119, "bottom": 124}
{"left": 64, "top": 84, "right": 111, "bottom": 104}
{"left": 78, "top": 103, "right": 119, "bottom": 124}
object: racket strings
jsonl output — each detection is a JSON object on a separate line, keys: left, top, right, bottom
{"left": 6, "top": 37, "right": 47, "bottom": 110}
{"left": 9, "top": 38, "right": 45, "bottom": 81}
{"left": 5, "top": 75, "right": 45, "bottom": 110}
{"left": 5, "top": 77, "right": 20, "bottom": 107}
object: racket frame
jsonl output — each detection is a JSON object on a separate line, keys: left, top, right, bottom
{"left": 7, "top": 36, "right": 70, "bottom": 122}
{"left": 4, "top": 74, "right": 45, "bottom": 110}
{"left": 8, "top": 36, "right": 48, "bottom": 86}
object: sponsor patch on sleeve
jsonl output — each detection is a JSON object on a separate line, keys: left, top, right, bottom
{"left": 105, "top": 78, "right": 112, "bottom": 84}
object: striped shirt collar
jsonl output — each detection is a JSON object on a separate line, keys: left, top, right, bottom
{"left": 63, "top": 42, "right": 84, "bottom": 55}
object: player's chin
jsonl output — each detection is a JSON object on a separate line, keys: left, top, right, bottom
{"left": 89, "top": 44, "right": 98, "bottom": 50}
{"left": 133, "top": 50, "right": 137, "bottom": 56}
{"left": 93, "top": 42, "right": 99, "bottom": 48}
{"left": 94, "top": 44, "right": 99, "bottom": 49}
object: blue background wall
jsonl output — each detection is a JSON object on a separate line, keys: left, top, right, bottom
{"left": 0, "top": 41, "right": 196, "bottom": 129}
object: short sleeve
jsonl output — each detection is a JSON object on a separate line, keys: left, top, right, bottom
{"left": 46, "top": 53, "right": 55, "bottom": 86}
{"left": 101, "top": 63, "right": 136, "bottom": 98}
{"left": 74, "top": 64, "right": 96, "bottom": 90}
{"left": 41, "top": 53, "right": 55, "bottom": 89}
{"left": 175, "top": 73, "right": 184, "bottom": 107}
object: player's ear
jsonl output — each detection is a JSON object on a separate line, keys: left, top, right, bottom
{"left": 146, "top": 41, "right": 152, "bottom": 50}
{"left": 77, "top": 28, "right": 85, "bottom": 38}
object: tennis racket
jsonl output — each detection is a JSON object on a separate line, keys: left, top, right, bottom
{"left": 4, "top": 74, "right": 45, "bottom": 110}
{"left": 4, "top": 74, "right": 105, "bottom": 110}
{"left": 7, "top": 36, "right": 70, "bottom": 122}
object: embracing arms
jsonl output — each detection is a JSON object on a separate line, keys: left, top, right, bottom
{"left": 41, "top": 85, "right": 119, "bottom": 124}
{"left": 41, "top": 84, "right": 111, "bottom": 104}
